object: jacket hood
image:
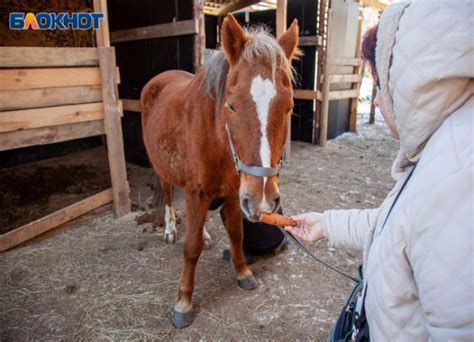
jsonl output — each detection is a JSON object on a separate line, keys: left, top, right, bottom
{"left": 376, "top": 0, "right": 474, "bottom": 176}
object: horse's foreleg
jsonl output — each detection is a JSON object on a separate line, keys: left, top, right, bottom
{"left": 172, "top": 192, "right": 209, "bottom": 329}
{"left": 221, "top": 198, "right": 258, "bottom": 290}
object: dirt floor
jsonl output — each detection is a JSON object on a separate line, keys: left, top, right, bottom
{"left": 0, "top": 121, "right": 398, "bottom": 341}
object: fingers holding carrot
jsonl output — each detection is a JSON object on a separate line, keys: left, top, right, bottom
{"left": 288, "top": 212, "right": 329, "bottom": 242}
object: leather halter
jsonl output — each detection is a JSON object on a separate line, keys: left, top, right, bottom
{"left": 225, "top": 123, "right": 282, "bottom": 177}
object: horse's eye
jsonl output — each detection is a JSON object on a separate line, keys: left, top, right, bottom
{"left": 227, "top": 102, "right": 236, "bottom": 113}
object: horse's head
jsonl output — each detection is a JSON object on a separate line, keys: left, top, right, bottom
{"left": 221, "top": 15, "right": 299, "bottom": 221}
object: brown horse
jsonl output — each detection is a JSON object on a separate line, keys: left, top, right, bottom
{"left": 141, "top": 14, "right": 299, "bottom": 328}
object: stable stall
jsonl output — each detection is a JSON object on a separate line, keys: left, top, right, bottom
{"left": 0, "top": 0, "right": 372, "bottom": 251}
{"left": 0, "top": 0, "right": 130, "bottom": 251}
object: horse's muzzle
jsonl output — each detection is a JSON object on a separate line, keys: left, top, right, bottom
{"left": 240, "top": 192, "right": 281, "bottom": 222}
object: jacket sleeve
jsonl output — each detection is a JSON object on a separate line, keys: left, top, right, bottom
{"left": 323, "top": 208, "right": 380, "bottom": 251}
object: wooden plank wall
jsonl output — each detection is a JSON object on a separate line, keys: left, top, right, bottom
{"left": 319, "top": 50, "right": 363, "bottom": 145}
{"left": 325, "top": 0, "right": 361, "bottom": 140}
{"left": 0, "top": 46, "right": 115, "bottom": 251}
{"left": 0, "top": 0, "right": 131, "bottom": 251}
{"left": 0, "top": 1, "right": 99, "bottom": 167}
{"left": 0, "top": 47, "right": 109, "bottom": 152}
{"left": 0, "top": 0, "right": 133, "bottom": 253}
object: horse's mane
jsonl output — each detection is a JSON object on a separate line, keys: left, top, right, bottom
{"left": 204, "top": 26, "right": 297, "bottom": 111}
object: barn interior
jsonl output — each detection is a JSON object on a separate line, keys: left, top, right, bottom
{"left": 1, "top": 0, "right": 372, "bottom": 246}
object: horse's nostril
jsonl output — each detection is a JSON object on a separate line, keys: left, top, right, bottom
{"left": 241, "top": 196, "right": 251, "bottom": 215}
{"left": 273, "top": 194, "right": 281, "bottom": 212}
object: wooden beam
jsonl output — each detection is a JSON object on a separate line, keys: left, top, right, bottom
{"left": 0, "top": 120, "right": 105, "bottom": 152}
{"left": 294, "top": 89, "right": 322, "bottom": 101}
{"left": 298, "top": 35, "right": 322, "bottom": 47}
{"left": 328, "top": 89, "right": 359, "bottom": 100}
{"left": 0, "top": 47, "right": 99, "bottom": 68}
{"left": 314, "top": 0, "right": 328, "bottom": 144}
{"left": 328, "top": 66, "right": 358, "bottom": 75}
{"left": 349, "top": 1, "right": 363, "bottom": 132}
{"left": 0, "top": 102, "right": 108, "bottom": 133}
{"left": 0, "top": 68, "right": 102, "bottom": 91}
{"left": 0, "top": 85, "right": 102, "bottom": 111}
{"left": 98, "top": 47, "right": 131, "bottom": 216}
{"left": 276, "top": 0, "right": 287, "bottom": 39}
{"left": 329, "top": 74, "right": 361, "bottom": 83}
{"left": 361, "top": 0, "right": 387, "bottom": 11}
{"left": 320, "top": 10, "right": 333, "bottom": 147}
{"left": 93, "top": 0, "right": 110, "bottom": 47}
{"left": 277, "top": 0, "right": 290, "bottom": 160}
{"left": 110, "top": 19, "right": 199, "bottom": 44}
{"left": 330, "top": 56, "right": 362, "bottom": 66}
{"left": 194, "top": 0, "right": 205, "bottom": 71}
{"left": 122, "top": 99, "right": 141, "bottom": 112}
{"left": 215, "top": 0, "right": 260, "bottom": 16}
{"left": 0, "top": 189, "right": 113, "bottom": 253}
{"left": 203, "top": 4, "right": 223, "bottom": 16}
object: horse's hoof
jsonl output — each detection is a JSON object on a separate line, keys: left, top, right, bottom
{"left": 164, "top": 230, "right": 177, "bottom": 244}
{"left": 237, "top": 276, "right": 258, "bottom": 290}
{"left": 171, "top": 309, "right": 193, "bottom": 329}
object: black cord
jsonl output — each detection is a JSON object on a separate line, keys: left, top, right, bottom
{"left": 280, "top": 227, "right": 359, "bottom": 283}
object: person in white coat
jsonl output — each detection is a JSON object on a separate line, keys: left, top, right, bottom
{"left": 286, "top": 1, "right": 474, "bottom": 340}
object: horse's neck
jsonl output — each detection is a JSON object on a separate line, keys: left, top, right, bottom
{"left": 185, "top": 69, "right": 227, "bottom": 143}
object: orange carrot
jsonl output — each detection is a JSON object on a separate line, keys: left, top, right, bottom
{"left": 260, "top": 212, "right": 297, "bottom": 227}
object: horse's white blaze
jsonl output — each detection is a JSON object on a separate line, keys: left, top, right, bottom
{"left": 250, "top": 75, "right": 276, "bottom": 204}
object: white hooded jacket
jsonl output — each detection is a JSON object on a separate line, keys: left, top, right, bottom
{"left": 324, "top": 1, "right": 474, "bottom": 340}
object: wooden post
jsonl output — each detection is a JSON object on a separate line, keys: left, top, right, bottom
{"left": 98, "top": 47, "right": 131, "bottom": 216}
{"left": 94, "top": 0, "right": 130, "bottom": 215}
{"left": 320, "top": 10, "right": 333, "bottom": 147}
{"left": 369, "top": 83, "right": 377, "bottom": 124}
{"left": 277, "top": 0, "right": 290, "bottom": 160}
{"left": 194, "top": 0, "right": 205, "bottom": 72}
{"left": 349, "top": 1, "right": 363, "bottom": 132}
{"left": 93, "top": 0, "right": 110, "bottom": 47}
{"left": 314, "top": 0, "right": 327, "bottom": 144}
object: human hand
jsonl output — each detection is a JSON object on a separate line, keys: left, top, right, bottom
{"left": 285, "top": 212, "right": 327, "bottom": 242}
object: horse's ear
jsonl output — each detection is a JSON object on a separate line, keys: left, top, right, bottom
{"left": 278, "top": 19, "right": 299, "bottom": 60}
{"left": 221, "top": 14, "right": 247, "bottom": 65}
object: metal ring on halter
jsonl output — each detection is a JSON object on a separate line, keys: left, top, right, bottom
{"left": 225, "top": 123, "right": 282, "bottom": 177}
